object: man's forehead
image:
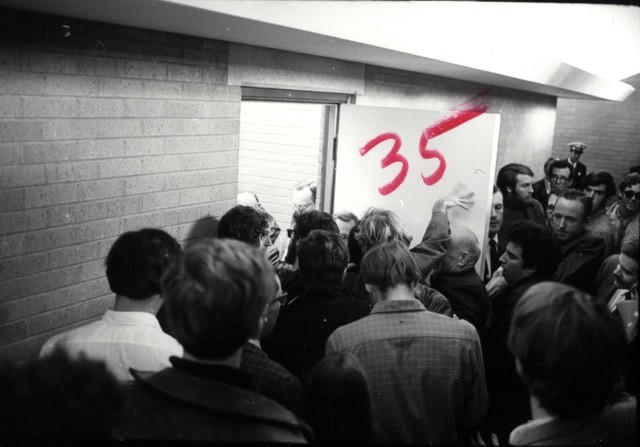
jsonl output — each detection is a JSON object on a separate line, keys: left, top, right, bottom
{"left": 555, "top": 197, "right": 585, "bottom": 214}
{"left": 292, "top": 187, "right": 312, "bottom": 200}
{"left": 552, "top": 167, "right": 570, "bottom": 175}
{"left": 619, "top": 253, "right": 639, "bottom": 273}
{"left": 492, "top": 190, "right": 503, "bottom": 203}
{"left": 586, "top": 184, "right": 607, "bottom": 192}
{"left": 516, "top": 174, "right": 532, "bottom": 183}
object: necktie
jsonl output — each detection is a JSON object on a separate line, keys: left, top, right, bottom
{"left": 489, "top": 239, "right": 499, "bottom": 275}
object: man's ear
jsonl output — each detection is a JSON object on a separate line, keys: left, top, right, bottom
{"left": 365, "top": 283, "right": 373, "bottom": 294}
{"left": 458, "top": 251, "right": 470, "bottom": 266}
{"left": 506, "top": 186, "right": 514, "bottom": 194}
{"left": 523, "top": 265, "right": 537, "bottom": 277}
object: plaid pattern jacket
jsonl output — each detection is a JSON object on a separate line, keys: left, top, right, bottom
{"left": 326, "top": 299, "right": 488, "bottom": 444}
{"left": 241, "top": 341, "right": 302, "bottom": 413}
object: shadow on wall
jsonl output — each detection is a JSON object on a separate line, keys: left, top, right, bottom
{"left": 185, "top": 216, "right": 220, "bottom": 247}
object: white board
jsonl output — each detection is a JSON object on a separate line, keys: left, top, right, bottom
{"left": 334, "top": 103, "right": 500, "bottom": 276}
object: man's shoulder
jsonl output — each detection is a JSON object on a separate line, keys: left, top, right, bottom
{"left": 121, "top": 367, "right": 310, "bottom": 442}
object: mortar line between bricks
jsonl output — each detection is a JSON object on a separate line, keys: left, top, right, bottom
{"left": 0, "top": 93, "right": 239, "bottom": 104}
{"left": 0, "top": 132, "right": 240, "bottom": 145}
{"left": 0, "top": 201, "right": 234, "bottom": 286}
{"left": 0, "top": 281, "right": 111, "bottom": 314}
{"left": 0, "top": 298, "right": 111, "bottom": 341}
{"left": 0, "top": 197, "right": 235, "bottom": 261}
{"left": 0, "top": 148, "right": 239, "bottom": 167}
{"left": 0, "top": 182, "right": 235, "bottom": 234}
{"left": 0, "top": 164, "right": 238, "bottom": 190}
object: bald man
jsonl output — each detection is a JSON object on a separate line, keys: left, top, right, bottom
{"left": 431, "top": 227, "right": 489, "bottom": 332}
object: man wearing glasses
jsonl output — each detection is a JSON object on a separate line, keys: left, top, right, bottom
{"left": 607, "top": 172, "right": 640, "bottom": 252}
{"left": 566, "top": 141, "right": 587, "bottom": 188}
{"left": 548, "top": 159, "right": 574, "bottom": 196}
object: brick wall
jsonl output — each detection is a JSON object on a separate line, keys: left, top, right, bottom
{"left": 552, "top": 73, "right": 640, "bottom": 185}
{"left": 0, "top": 9, "right": 239, "bottom": 362}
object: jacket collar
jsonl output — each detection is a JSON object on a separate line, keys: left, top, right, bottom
{"left": 131, "top": 358, "right": 302, "bottom": 428}
{"left": 371, "top": 299, "right": 427, "bottom": 315}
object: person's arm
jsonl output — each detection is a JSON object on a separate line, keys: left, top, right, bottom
{"left": 411, "top": 192, "right": 474, "bottom": 278}
{"left": 461, "top": 334, "right": 489, "bottom": 431}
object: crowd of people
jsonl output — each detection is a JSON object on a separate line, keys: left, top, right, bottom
{"left": 0, "top": 142, "right": 637, "bottom": 444}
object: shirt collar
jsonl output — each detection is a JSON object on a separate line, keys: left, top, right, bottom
{"left": 370, "top": 299, "right": 427, "bottom": 315}
{"left": 101, "top": 309, "right": 161, "bottom": 328}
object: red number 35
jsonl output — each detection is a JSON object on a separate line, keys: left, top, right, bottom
{"left": 359, "top": 90, "right": 490, "bottom": 196}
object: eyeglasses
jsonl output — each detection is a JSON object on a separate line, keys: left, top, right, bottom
{"left": 623, "top": 190, "right": 640, "bottom": 200}
{"left": 551, "top": 175, "right": 570, "bottom": 184}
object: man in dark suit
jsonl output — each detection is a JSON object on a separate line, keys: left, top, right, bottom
{"left": 550, "top": 189, "right": 606, "bottom": 295}
{"left": 431, "top": 226, "right": 489, "bottom": 332}
{"left": 481, "top": 221, "right": 561, "bottom": 445}
{"left": 531, "top": 157, "right": 558, "bottom": 210}
{"left": 566, "top": 141, "right": 587, "bottom": 188}
{"left": 262, "top": 230, "right": 370, "bottom": 381}
{"left": 120, "top": 239, "right": 310, "bottom": 442}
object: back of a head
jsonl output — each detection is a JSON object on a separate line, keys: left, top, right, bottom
{"left": 297, "top": 230, "right": 348, "bottom": 288}
{"left": 360, "top": 241, "right": 420, "bottom": 294}
{"left": 106, "top": 228, "right": 182, "bottom": 299}
{"left": 356, "top": 207, "right": 411, "bottom": 253}
{"left": 303, "top": 353, "right": 374, "bottom": 445}
{"left": 507, "top": 221, "right": 560, "bottom": 278}
{"left": 236, "top": 192, "right": 260, "bottom": 209}
{"left": 161, "top": 238, "right": 275, "bottom": 360}
{"left": 218, "top": 205, "right": 268, "bottom": 248}
{"left": 449, "top": 226, "right": 481, "bottom": 268}
{"left": 333, "top": 211, "right": 359, "bottom": 226}
{"left": 496, "top": 163, "right": 534, "bottom": 194}
{"left": 294, "top": 210, "right": 339, "bottom": 240}
{"left": 508, "top": 282, "right": 626, "bottom": 419}
{"left": 0, "top": 348, "right": 123, "bottom": 439}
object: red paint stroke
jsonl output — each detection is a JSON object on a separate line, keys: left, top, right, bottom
{"left": 360, "top": 132, "right": 408, "bottom": 196}
{"left": 419, "top": 88, "right": 492, "bottom": 185}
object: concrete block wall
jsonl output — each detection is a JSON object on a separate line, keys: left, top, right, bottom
{"left": 552, "top": 73, "right": 640, "bottom": 186}
{"left": 0, "top": 9, "right": 239, "bottom": 362}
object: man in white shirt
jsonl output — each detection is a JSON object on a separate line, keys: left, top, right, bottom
{"left": 40, "top": 228, "right": 183, "bottom": 380}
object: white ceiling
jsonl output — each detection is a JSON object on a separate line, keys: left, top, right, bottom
{"left": 2, "top": 0, "right": 638, "bottom": 101}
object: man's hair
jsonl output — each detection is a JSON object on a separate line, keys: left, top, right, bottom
{"left": 492, "top": 184, "right": 499, "bottom": 194}
{"left": 162, "top": 238, "right": 275, "bottom": 359}
{"left": 294, "top": 179, "right": 318, "bottom": 203}
{"left": 496, "top": 163, "right": 534, "bottom": 194}
{"left": 583, "top": 171, "right": 616, "bottom": 199}
{"left": 618, "top": 172, "right": 640, "bottom": 193}
{"left": 302, "top": 353, "right": 375, "bottom": 445}
{"left": 557, "top": 189, "right": 592, "bottom": 221}
{"left": 0, "top": 348, "right": 123, "bottom": 439}
{"left": 620, "top": 238, "right": 639, "bottom": 263}
{"left": 333, "top": 211, "right": 359, "bottom": 225}
{"left": 507, "top": 221, "right": 560, "bottom": 278}
{"left": 549, "top": 159, "right": 575, "bottom": 179}
{"left": 218, "top": 205, "right": 268, "bottom": 248}
{"left": 508, "top": 282, "right": 626, "bottom": 418}
{"left": 294, "top": 210, "right": 339, "bottom": 240}
{"left": 543, "top": 157, "right": 558, "bottom": 178}
{"left": 360, "top": 241, "right": 420, "bottom": 294}
{"left": 298, "top": 230, "right": 348, "bottom": 287}
{"left": 347, "top": 223, "right": 364, "bottom": 265}
{"left": 105, "top": 228, "right": 182, "bottom": 299}
{"left": 356, "top": 208, "right": 411, "bottom": 253}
